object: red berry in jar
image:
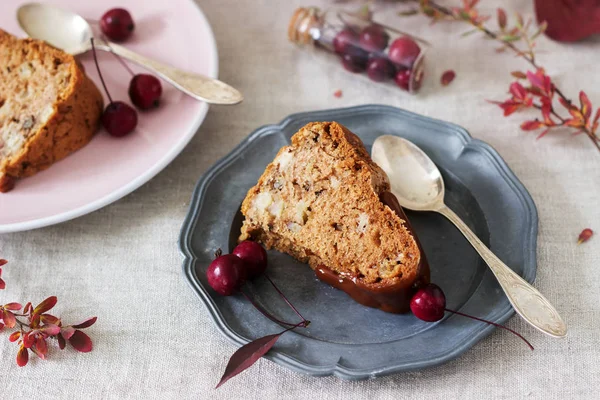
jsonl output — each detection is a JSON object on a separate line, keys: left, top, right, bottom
{"left": 388, "top": 36, "right": 421, "bottom": 68}
{"left": 102, "top": 101, "right": 138, "bottom": 137}
{"left": 100, "top": 8, "right": 135, "bottom": 42}
{"left": 333, "top": 28, "right": 359, "bottom": 55}
{"left": 366, "top": 58, "right": 395, "bottom": 82}
{"left": 359, "top": 24, "right": 389, "bottom": 53}
{"left": 341, "top": 53, "right": 368, "bottom": 73}
{"left": 129, "top": 74, "right": 163, "bottom": 110}
{"left": 394, "top": 69, "right": 412, "bottom": 91}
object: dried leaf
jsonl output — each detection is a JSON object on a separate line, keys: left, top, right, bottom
{"left": 521, "top": 120, "right": 544, "bottom": 131}
{"left": 0, "top": 278, "right": 5, "bottom": 290}
{"left": 511, "top": 71, "right": 527, "bottom": 79}
{"left": 23, "top": 302, "right": 32, "bottom": 315}
{"left": 0, "top": 322, "right": 3, "bottom": 331}
{"left": 461, "top": 29, "right": 478, "bottom": 37}
{"left": 16, "top": 346, "right": 29, "bottom": 367}
{"left": 578, "top": 228, "right": 593, "bottom": 244}
{"left": 9, "top": 331, "right": 20, "bottom": 342}
{"left": 398, "top": 9, "right": 419, "bottom": 16}
{"left": 216, "top": 332, "right": 284, "bottom": 388}
{"left": 40, "top": 323, "right": 61, "bottom": 336}
{"left": 2, "top": 310, "right": 16, "bottom": 328}
{"left": 515, "top": 12, "right": 524, "bottom": 28}
{"left": 441, "top": 70, "right": 456, "bottom": 86}
{"left": 40, "top": 314, "right": 60, "bottom": 325}
{"left": 33, "top": 296, "right": 57, "bottom": 315}
{"left": 4, "top": 302, "right": 22, "bottom": 311}
{"left": 72, "top": 316, "right": 97, "bottom": 329}
{"left": 0, "top": 259, "right": 7, "bottom": 266}
{"left": 536, "top": 128, "right": 551, "bottom": 140}
{"left": 69, "top": 330, "right": 93, "bottom": 352}
{"left": 579, "top": 91, "right": 592, "bottom": 120}
{"left": 22, "top": 332, "right": 35, "bottom": 348}
{"left": 57, "top": 333, "right": 66, "bottom": 350}
{"left": 61, "top": 326, "right": 76, "bottom": 340}
{"left": 35, "top": 337, "right": 48, "bottom": 359}
{"left": 497, "top": 8, "right": 507, "bottom": 29}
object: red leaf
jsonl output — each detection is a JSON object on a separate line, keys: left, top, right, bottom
{"left": 509, "top": 82, "right": 527, "bottom": 100}
{"left": 333, "top": 89, "right": 342, "bottom": 98}
{"left": 216, "top": 332, "right": 284, "bottom": 388}
{"left": 440, "top": 70, "right": 456, "bottom": 86}
{"left": 69, "top": 330, "right": 93, "bottom": 352}
{"left": 33, "top": 296, "right": 57, "bottom": 315}
{"left": 40, "top": 323, "right": 61, "bottom": 336}
{"left": 2, "top": 310, "right": 16, "bottom": 328}
{"left": 22, "top": 332, "right": 35, "bottom": 348}
{"left": 0, "top": 322, "right": 3, "bottom": 331}
{"left": 61, "top": 326, "right": 76, "bottom": 340}
{"left": 578, "top": 228, "right": 593, "bottom": 244}
{"left": 579, "top": 91, "right": 592, "bottom": 120}
{"left": 0, "top": 259, "right": 7, "bottom": 266}
{"left": 511, "top": 71, "right": 527, "bottom": 79}
{"left": 0, "top": 278, "right": 5, "bottom": 290}
{"left": 536, "top": 128, "right": 551, "bottom": 139}
{"left": 23, "top": 302, "right": 32, "bottom": 315}
{"left": 35, "top": 337, "right": 48, "bottom": 359}
{"left": 4, "top": 302, "right": 21, "bottom": 311}
{"left": 40, "top": 314, "right": 60, "bottom": 325}
{"left": 57, "top": 333, "right": 66, "bottom": 350}
{"left": 9, "top": 331, "right": 20, "bottom": 342}
{"left": 521, "top": 120, "right": 544, "bottom": 131}
{"left": 16, "top": 346, "right": 29, "bottom": 367}
{"left": 72, "top": 316, "right": 97, "bottom": 329}
{"left": 497, "top": 8, "right": 507, "bottom": 29}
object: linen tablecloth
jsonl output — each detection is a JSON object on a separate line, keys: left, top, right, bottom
{"left": 1, "top": 0, "right": 598, "bottom": 398}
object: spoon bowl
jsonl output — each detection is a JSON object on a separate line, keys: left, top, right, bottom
{"left": 371, "top": 135, "right": 444, "bottom": 211}
{"left": 372, "top": 134, "right": 567, "bottom": 338}
{"left": 17, "top": 3, "right": 93, "bottom": 55}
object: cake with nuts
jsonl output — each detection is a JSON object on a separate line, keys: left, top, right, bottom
{"left": 0, "top": 29, "right": 104, "bottom": 192}
{"left": 239, "top": 121, "right": 430, "bottom": 313}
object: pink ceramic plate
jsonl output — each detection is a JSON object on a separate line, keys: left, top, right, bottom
{"left": 0, "top": 0, "right": 217, "bottom": 233}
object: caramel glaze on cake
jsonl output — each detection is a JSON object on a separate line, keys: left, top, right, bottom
{"left": 0, "top": 29, "right": 104, "bottom": 192}
{"left": 239, "top": 121, "right": 430, "bottom": 313}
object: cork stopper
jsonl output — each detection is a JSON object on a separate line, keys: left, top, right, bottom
{"left": 288, "top": 7, "right": 321, "bottom": 45}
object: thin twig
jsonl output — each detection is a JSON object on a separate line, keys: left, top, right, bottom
{"left": 264, "top": 274, "right": 306, "bottom": 322}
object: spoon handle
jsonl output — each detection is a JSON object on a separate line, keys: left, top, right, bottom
{"left": 100, "top": 41, "right": 243, "bottom": 105}
{"left": 437, "top": 205, "right": 567, "bottom": 338}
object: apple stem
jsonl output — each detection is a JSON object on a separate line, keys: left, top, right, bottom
{"left": 241, "top": 291, "right": 308, "bottom": 328}
{"left": 445, "top": 308, "right": 534, "bottom": 351}
{"left": 264, "top": 273, "right": 306, "bottom": 322}
{"left": 90, "top": 38, "right": 113, "bottom": 104}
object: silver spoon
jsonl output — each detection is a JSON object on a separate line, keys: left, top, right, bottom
{"left": 372, "top": 135, "right": 567, "bottom": 338}
{"left": 17, "top": 3, "right": 243, "bottom": 105}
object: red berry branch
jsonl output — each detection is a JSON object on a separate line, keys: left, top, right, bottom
{"left": 0, "top": 259, "right": 96, "bottom": 367}
{"left": 398, "top": 0, "right": 600, "bottom": 153}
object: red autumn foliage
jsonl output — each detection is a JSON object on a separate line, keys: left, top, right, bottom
{"left": 0, "top": 259, "right": 97, "bottom": 366}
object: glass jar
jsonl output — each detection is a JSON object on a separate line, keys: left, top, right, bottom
{"left": 288, "top": 7, "right": 430, "bottom": 93}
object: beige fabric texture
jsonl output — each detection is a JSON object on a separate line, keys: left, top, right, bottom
{"left": 1, "top": 0, "right": 598, "bottom": 398}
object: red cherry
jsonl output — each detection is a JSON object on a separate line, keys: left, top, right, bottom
{"left": 207, "top": 254, "right": 247, "bottom": 296}
{"left": 129, "top": 74, "right": 162, "bottom": 110}
{"left": 366, "top": 58, "right": 395, "bottom": 82}
{"left": 233, "top": 241, "right": 268, "bottom": 279}
{"left": 341, "top": 53, "right": 367, "bottom": 73}
{"left": 359, "top": 25, "right": 389, "bottom": 52}
{"left": 100, "top": 8, "right": 135, "bottom": 42}
{"left": 388, "top": 36, "right": 421, "bottom": 68}
{"left": 410, "top": 283, "right": 446, "bottom": 322}
{"left": 102, "top": 102, "right": 138, "bottom": 137}
{"left": 394, "top": 69, "right": 411, "bottom": 91}
{"left": 333, "top": 28, "right": 359, "bottom": 55}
